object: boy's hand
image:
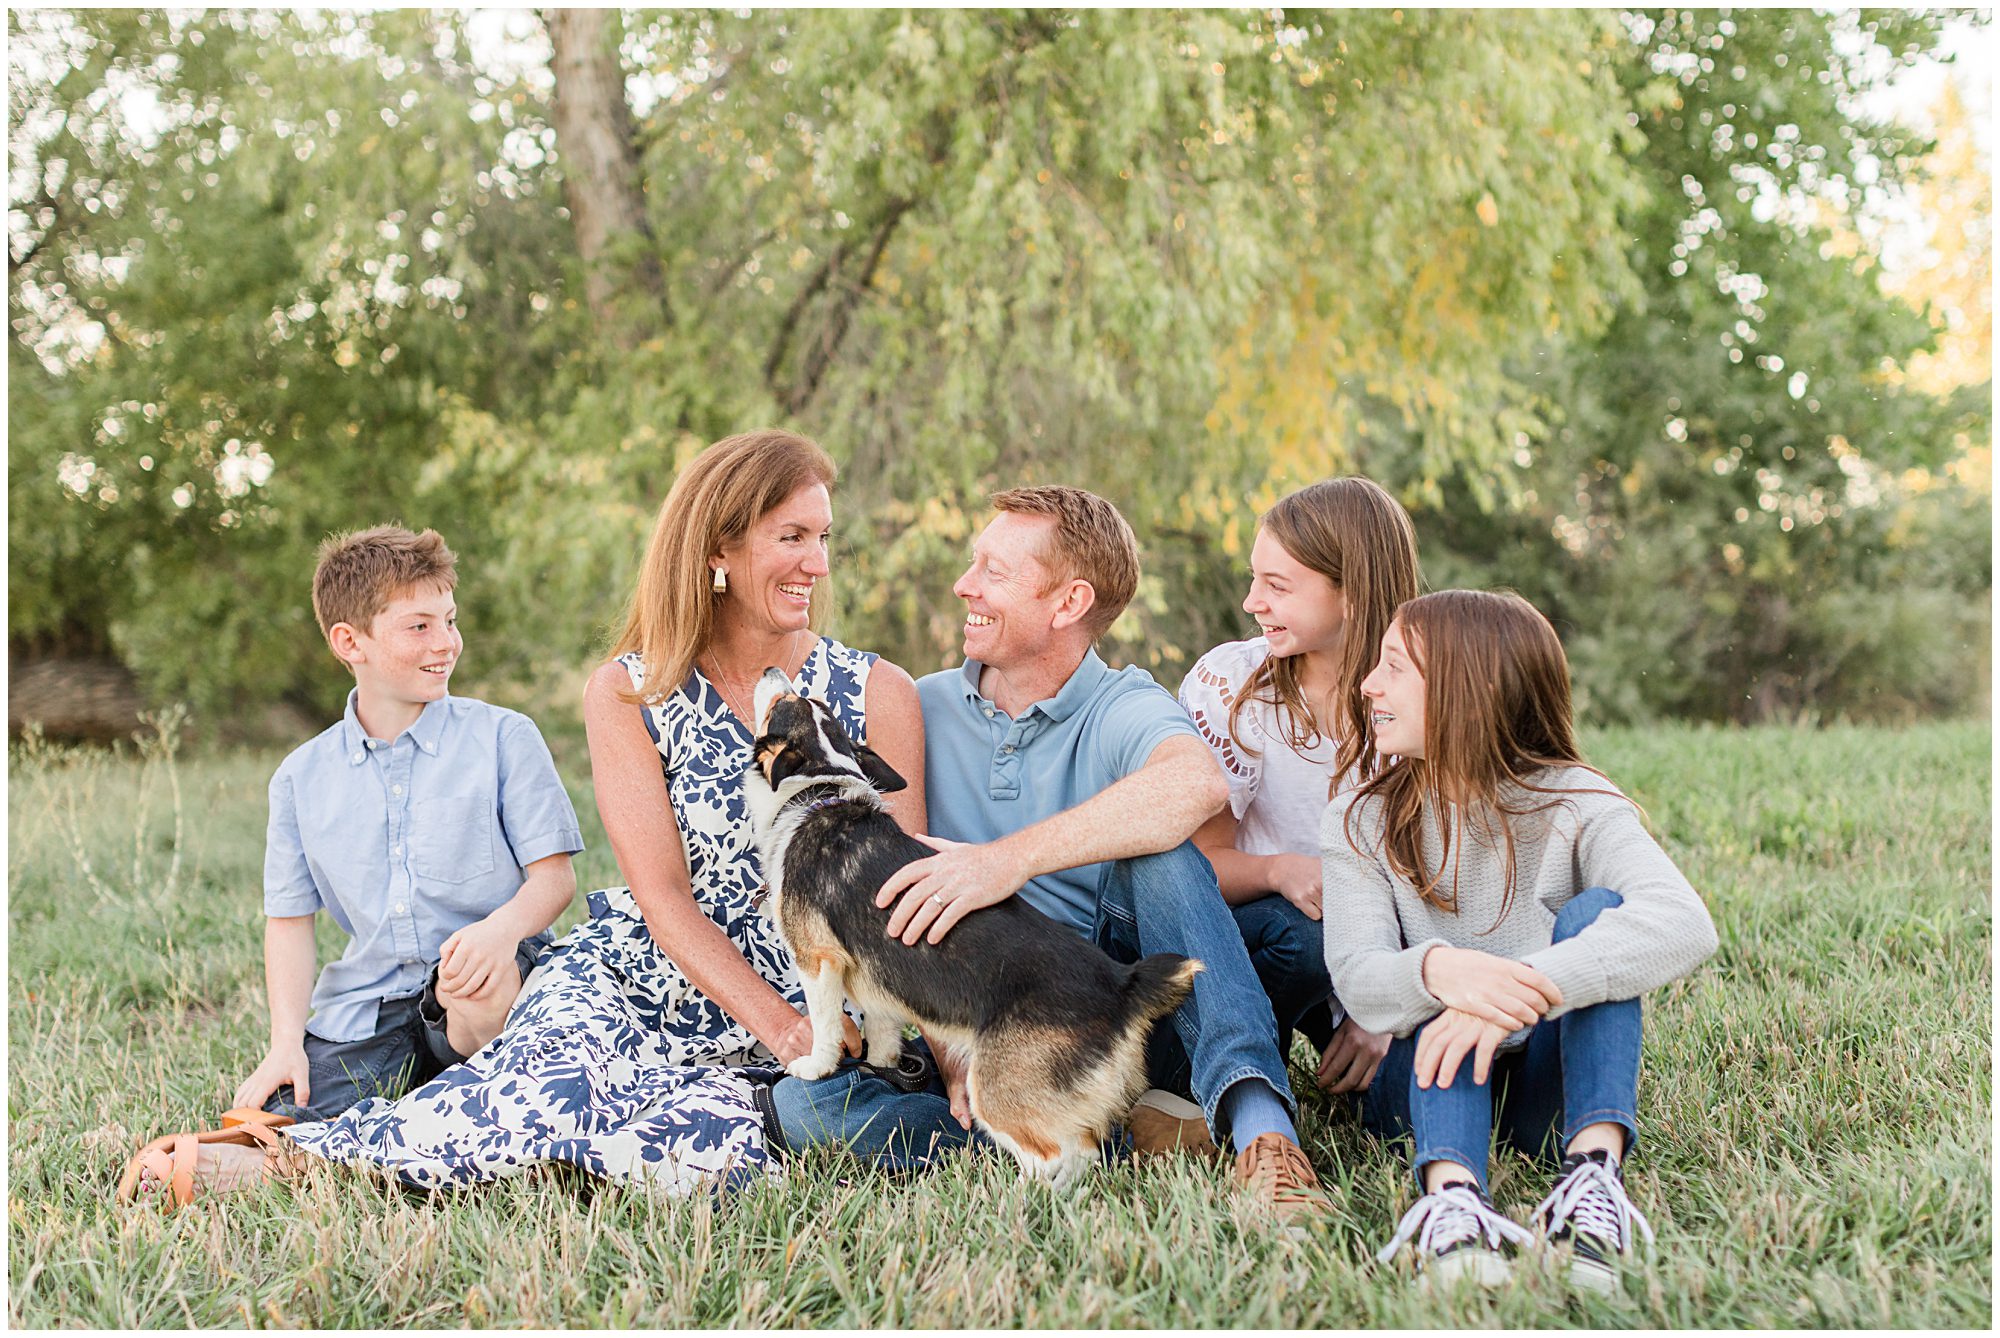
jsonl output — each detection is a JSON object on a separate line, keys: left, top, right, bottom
{"left": 234, "top": 1041, "right": 311, "bottom": 1111}
{"left": 438, "top": 914, "right": 520, "bottom": 1001}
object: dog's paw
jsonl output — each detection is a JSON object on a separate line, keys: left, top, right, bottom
{"left": 787, "top": 1053, "right": 839, "bottom": 1082}
{"left": 864, "top": 1041, "right": 903, "bottom": 1068}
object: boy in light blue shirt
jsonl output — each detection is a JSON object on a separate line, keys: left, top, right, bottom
{"left": 232, "top": 525, "right": 583, "bottom": 1122}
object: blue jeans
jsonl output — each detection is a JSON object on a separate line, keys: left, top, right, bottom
{"left": 771, "top": 841, "right": 1295, "bottom": 1163}
{"left": 768, "top": 1034, "right": 986, "bottom": 1173}
{"left": 1095, "top": 842, "right": 1296, "bottom": 1136}
{"left": 1233, "top": 893, "right": 1337, "bottom": 1059}
{"left": 1359, "top": 888, "right": 1642, "bottom": 1192}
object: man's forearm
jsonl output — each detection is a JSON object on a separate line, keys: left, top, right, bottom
{"left": 997, "top": 742, "right": 1227, "bottom": 883}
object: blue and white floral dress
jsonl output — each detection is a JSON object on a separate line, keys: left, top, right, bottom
{"left": 284, "top": 637, "right": 876, "bottom": 1195}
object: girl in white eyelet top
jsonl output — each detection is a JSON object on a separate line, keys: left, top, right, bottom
{"left": 1178, "top": 477, "right": 1421, "bottom": 1096}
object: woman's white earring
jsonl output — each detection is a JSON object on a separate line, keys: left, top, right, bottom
{"left": 712, "top": 567, "right": 728, "bottom": 594}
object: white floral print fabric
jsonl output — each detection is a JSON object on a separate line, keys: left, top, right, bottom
{"left": 284, "top": 637, "right": 876, "bottom": 1194}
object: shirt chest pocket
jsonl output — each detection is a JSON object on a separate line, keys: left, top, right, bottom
{"left": 410, "top": 795, "right": 498, "bottom": 885}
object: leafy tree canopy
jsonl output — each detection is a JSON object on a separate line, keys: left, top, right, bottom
{"left": 8, "top": 7, "right": 1987, "bottom": 730}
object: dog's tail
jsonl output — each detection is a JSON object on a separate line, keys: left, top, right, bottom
{"left": 1121, "top": 953, "right": 1203, "bottom": 1026}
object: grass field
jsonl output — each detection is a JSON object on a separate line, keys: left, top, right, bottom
{"left": 7, "top": 719, "right": 1991, "bottom": 1327}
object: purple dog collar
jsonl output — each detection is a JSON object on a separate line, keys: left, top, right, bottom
{"left": 799, "top": 793, "right": 853, "bottom": 816}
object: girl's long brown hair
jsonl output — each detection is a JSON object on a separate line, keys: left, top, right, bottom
{"left": 1344, "top": 590, "right": 1625, "bottom": 923}
{"left": 611, "top": 429, "right": 837, "bottom": 705}
{"left": 1227, "top": 477, "right": 1420, "bottom": 786}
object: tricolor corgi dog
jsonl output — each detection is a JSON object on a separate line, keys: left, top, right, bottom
{"left": 744, "top": 668, "right": 1201, "bottom": 1188}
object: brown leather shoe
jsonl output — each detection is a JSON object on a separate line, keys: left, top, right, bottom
{"left": 1233, "top": 1132, "right": 1331, "bottom": 1227}
{"left": 1125, "top": 1089, "right": 1221, "bottom": 1159}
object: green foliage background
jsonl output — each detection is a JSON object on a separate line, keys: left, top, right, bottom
{"left": 9, "top": 8, "right": 1989, "bottom": 734}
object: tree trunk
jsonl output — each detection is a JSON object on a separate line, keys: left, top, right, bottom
{"left": 545, "top": 9, "right": 668, "bottom": 346}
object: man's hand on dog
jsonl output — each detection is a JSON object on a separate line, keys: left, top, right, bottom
{"left": 877, "top": 835, "right": 1024, "bottom": 945}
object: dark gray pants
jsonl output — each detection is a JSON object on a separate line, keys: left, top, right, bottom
{"left": 263, "top": 935, "right": 547, "bottom": 1122}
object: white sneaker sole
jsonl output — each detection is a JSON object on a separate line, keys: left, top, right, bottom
{"left": 1566, "top": 1253, "right": 1620, "bottom": 1294}
{"left": 1418, "top": 1247, "right": 1513, "bottom": 1289}
{"left": 1130, "top": 1089, "right": 1204, "bottom": 1121}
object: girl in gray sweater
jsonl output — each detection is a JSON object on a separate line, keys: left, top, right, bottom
{"left": 1322, "top": 590, "right": 1717, "bottom": 1291}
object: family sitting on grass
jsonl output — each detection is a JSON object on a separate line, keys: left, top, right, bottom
{"left": 119, "top": 429, "right": 1718, "bottom": 1290}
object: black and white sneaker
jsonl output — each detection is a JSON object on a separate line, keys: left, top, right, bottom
{"left": 1532, "top": 1150, "right": 1656, "bottom": 1292}
{"left": 1376, "top": 1180, "right": 1536, "bottom": 1288}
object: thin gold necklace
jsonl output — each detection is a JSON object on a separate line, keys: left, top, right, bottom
{"left": 705, "top": 631, "right": 807, "bottom": 725}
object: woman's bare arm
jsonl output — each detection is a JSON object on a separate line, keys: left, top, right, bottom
{"left": 583, "top": 661, "right": 806, "bottom": 1058}
{"left": 861, "top": 658, "right": 927, "bottom": 837}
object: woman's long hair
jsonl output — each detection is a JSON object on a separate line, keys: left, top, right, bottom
{"left": 1227, "top": 477, "right": 1420, "bottom": 786}
{"left": 1344, "top": 590, "right": 1623, "bottom": 922}
{"left": 611, "top": 429, "right": 837, "bottom": 704}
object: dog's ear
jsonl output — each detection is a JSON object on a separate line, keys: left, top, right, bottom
{"left": 758, "top": 736, "right": 811, "bottom": 788}
{"left": 852, "top": 744, "right": 908, "bottom": 794}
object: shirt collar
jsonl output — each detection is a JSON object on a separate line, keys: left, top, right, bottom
{"left": 1037, "top": 649, "right": 1110, "bottom": 723}
{"left": 958, "top": 650, "right": 1110, "bottom": 724}
{"left": 956, "top": 659, "right": 987, "bottom": 703}
{"left": 340, "top": 688, "right": 450, "bottom": 761}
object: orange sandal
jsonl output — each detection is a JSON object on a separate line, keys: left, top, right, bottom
{"left": 116, "top": 1112, "right": 296, "bottom": 1208}
{"left": 219, "top": 1106, "right": 295, "bottom": 1131}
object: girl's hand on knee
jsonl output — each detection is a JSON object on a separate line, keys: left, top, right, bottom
{"left": 1413, "top": 1009, "right": 1510, "bottom": 1090}
{"left": 1420, "top": 945, "right": 1562, "bottom": 1030}
{"left": 1316, "top": 1016, "right": 1391, "bottom": 1093}
{"left": 1267, "top": 853, "right": 1324, "bottom": 920}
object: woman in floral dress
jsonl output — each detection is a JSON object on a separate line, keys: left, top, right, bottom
{"left": 278, "top": 429, "right": 928, "bottom": 1195}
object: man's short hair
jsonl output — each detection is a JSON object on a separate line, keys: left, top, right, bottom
{"left": 312, "top": 525, "right": 458, "bottom": 653}
{"left": 990, "top": 485, "right": 1140, "bottom": 639}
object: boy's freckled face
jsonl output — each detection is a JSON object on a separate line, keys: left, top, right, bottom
{"left": 349, "top": 585, "right": 462, "bottom": 710}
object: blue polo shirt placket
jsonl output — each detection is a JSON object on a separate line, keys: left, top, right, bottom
{"left": 985, "top": 709, "right": 1043, "bottom": 801}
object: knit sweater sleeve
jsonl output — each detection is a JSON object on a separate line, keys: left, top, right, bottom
{"left": 1520, "top": 795, "right": 1719, "bottom": 1016}
{"left": 1320, "top": 795, "right": 1446, "bottom": 1037}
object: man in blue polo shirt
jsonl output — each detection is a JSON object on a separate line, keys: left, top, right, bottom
{"left": 772, "top": 485, "right": 1327, "bottom": 1225}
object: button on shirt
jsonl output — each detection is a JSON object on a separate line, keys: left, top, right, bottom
{"left": 263, "top": 690, "right": 585, "bottom": 1042}
{"left": 918, "top": 651, "right": 1202, "bottom": 936}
